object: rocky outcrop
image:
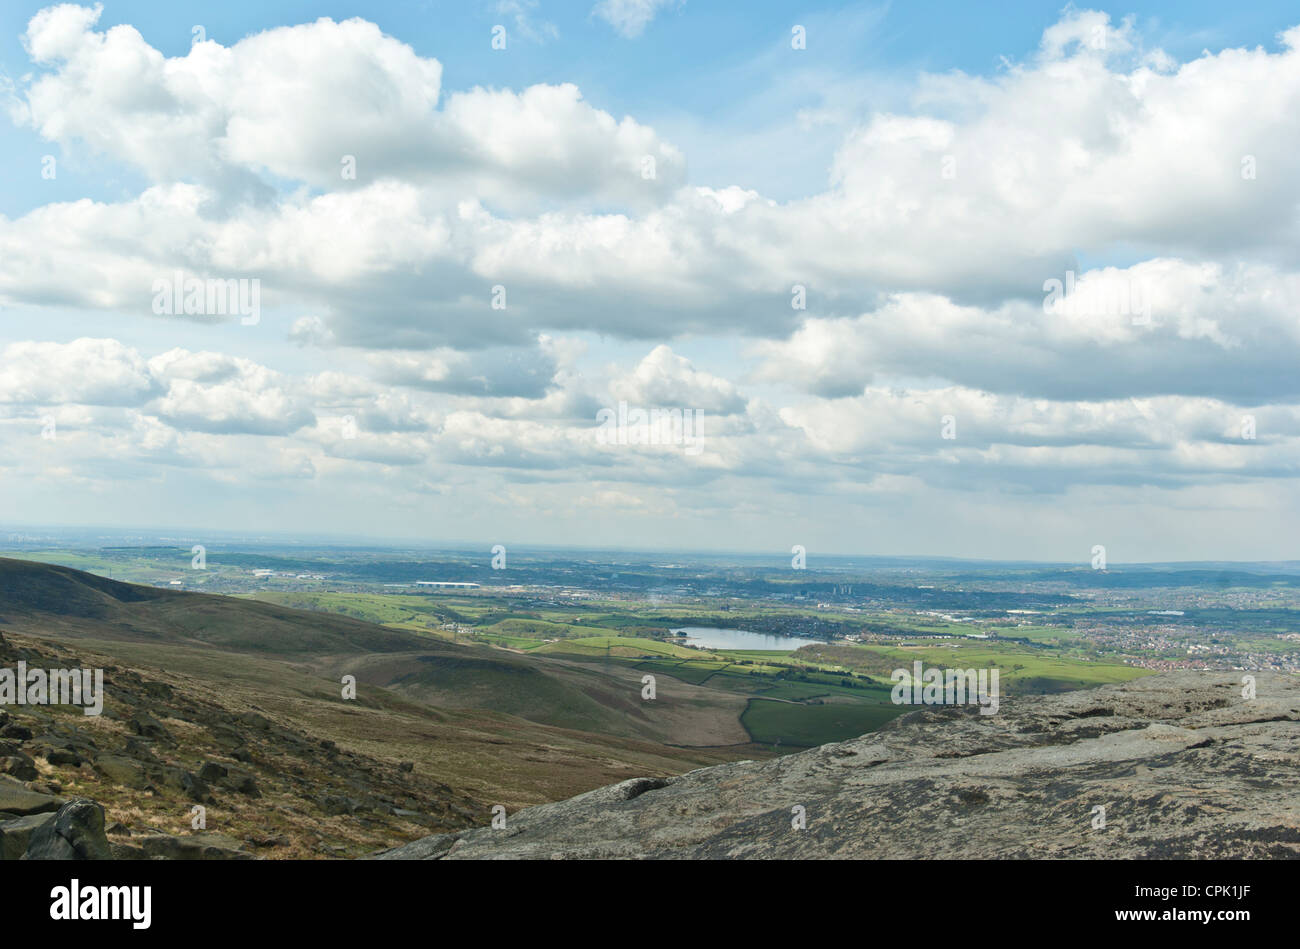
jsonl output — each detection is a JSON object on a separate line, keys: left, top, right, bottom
{"left": 0, "top": 628, "right": 483, "bottom": 858}
{"left": 375, "top": 671, "right": 1300, "bottom": 859}
{"left": 118, "top": 832, "right": 254, "bottom": 861}
{"left": 0, "top": 775, "right": 63, "bottom": 816}
{"left": 22, "top": 799, "right": 112, "bottom": 860}
{"left": 0, "top": 812, "right": 55, "bottom": 859}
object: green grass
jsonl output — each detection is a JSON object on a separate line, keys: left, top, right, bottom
{"left": 479, "top": 618, "right": 626, "bottom": 640}
{"left": 532, "top": 636, "right": 702, "bottom": 659}
{"left": 251, "top": 591, "right": 457, "bottom": 628}
{"left": 797, "top": 642, "right": 1148, "bottom": 693}
{"left": 741, "top": 698, "right": 907, "bottom": 746}
{"left": 632, "top": 658, "right": 731, "bottom": 685}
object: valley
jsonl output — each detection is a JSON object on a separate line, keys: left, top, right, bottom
{"left": 1, "top": 540, "right": 1296, "bottom": 860}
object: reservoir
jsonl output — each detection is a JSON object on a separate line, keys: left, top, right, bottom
{"left": 670, "top": 626, "right": 821, "bottom": 651}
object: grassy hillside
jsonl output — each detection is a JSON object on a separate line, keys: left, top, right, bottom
{"left": 741, "top": 699, "right": 906, "bottom": 746}
{"left": 0, "top": 559, "right": 768, "bottom": 831}
{"left": 0, "top": 556, "right": 172, "bottom": 616}
{"left": 0, "top": 557, "right": 431, "bottom": 655}
{"left": 336, "top": 649, "right": 668, "bottom": 738}
{"left": 796, "top": 642, "right": 1148, "bottom": 693}
{"left": 530, "top": 635, "right": 703, "bottom": 659}
{"left": 229, "top": 588, "right": 1152, "bottom": 748}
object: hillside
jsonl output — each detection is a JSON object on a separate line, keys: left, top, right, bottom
{"left": 13, "top": 558, "right": 1289, "bottom": 862}
{"left": 376, "top": 670, "right": 1300, "bottom": 859}
{"left": 0, "top": 626, "right": 480, "bottom": 858}
{"left": 0, "top": 557, "right": 431, "bottom": 655}
{"left": 0, "top": 559, "right": 761, "bottom": 857}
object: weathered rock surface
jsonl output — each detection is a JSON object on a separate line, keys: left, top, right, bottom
{"left": 128, "top": 832, "right": 254, "bottom": 861}
{"left": 0, "top": 625, "right": 483, "bottom": 858}
{"left": 0, "top": 775, "right": 63, "bottom": 817}
{"left": 375, "top": 671, "right": 1300, "bottom": 860}
{"left": 0, "top": 811, "right": 55, "bottom": 860}
{"left": 22, "top": 798, "right": 112, "bottom": 860}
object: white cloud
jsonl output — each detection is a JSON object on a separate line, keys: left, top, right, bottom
{"left": 494, "top": 1, "right": 559, "bottom": 45}
{"left": 16, "top": 9, "right": 681, "bottom": 208}
{"left": 4, "top": 8, "right": 1300, "bottom": 556}
{"left": 289, "top": 316, "right": 335, "bottom": 348}
{"left": 367, "top": 343, "right": 559, "bottom": 398}
{"left": 751, "top": 261, "right": 1300, "bottom": 402}
{"left": 7, "top": 9, "right": 1300, "bottom": 348}
{"left": 592, "top": 0, "right": 680, "bottom": 38}
{"left": 0, "top": 337, "right": 158, "bottom": 405}
{"left": 610, "top": 345, "right": 745, "bottom": 414}
{"left": 149, "top": 351, "right": 315, "bottom": 436}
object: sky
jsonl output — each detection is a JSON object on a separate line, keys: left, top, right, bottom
{"left": 1, "top": 1, "right": 1299, "bottom": 562}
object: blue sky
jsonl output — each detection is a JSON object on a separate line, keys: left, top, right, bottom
{"left": 2, "top": 2, "right": 1300, "bottom": 560}
{"left": 5, "top": 0, "right": 1299, "bottom": 212}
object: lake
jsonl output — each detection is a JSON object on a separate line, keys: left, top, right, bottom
{"left": 669, "top": 626, "right": 821, "bottom": 651}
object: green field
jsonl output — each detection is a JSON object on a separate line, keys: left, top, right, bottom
{"left": 797, "top": 642, "right": 1148, "bottom": 694}
{"left": 237, "top": 590, "right": 1152, "bottom": 745}
{"left": 741, "top": 699, "right": 908, "bottom": 746}
{"left": 251, "top": 591, "right": 459, "bottom": 630}
{"left": 531, "top": 635, "right": 703, "bottom": 659}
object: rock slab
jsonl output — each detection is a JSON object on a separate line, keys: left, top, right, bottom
{"left": 375, "top": 671, "right": 1300, "bottom": 860}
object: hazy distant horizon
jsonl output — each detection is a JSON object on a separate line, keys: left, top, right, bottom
{"left": 5, "top": 519, "right": 1300, "bottom": 571}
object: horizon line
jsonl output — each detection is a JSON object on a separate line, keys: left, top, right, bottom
{"left": 2, "top": 521, "right": 1299, "bottom": 569}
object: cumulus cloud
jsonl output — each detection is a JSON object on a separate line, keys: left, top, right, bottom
{"left": 367, "top": 343, "right": 560, "bottom": 398}
{"left": 289, "top": 316, "right": 336, "bottom": 348}
{"left": 7, "top": 8, "right": 1300, "bottom": 347}
{"left": 0, "top": 337, "right": 159, "bottom": 405}
{"left": 778, "top": 386, "right": 1300, "bottom": 492}
{"left": 610, "top": 345, "right": 745, "bottom": 414}
{"left": 0, "top": 340, "right": 314, "bottom": 436}
{"left": 5, "top": 8, "right": 1300, "bottom": 554}
{"left": 15, "top": 8, "right": 682, "bottom": 207}
{"left": 149, "top": 351, "right": 315, "bottom": 436}
{"left": 751, "top": 262, "right": 1300, "bottom": 401}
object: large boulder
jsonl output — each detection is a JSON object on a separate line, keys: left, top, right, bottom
{"left": 197, "top": 761, "right": 227, "bottom": 783}
{"left": 0, "top": 775, "right": 63, "bottom": 817}
{"left": 197, "top": 762, "right": 259, "bottom": 797}
{"left": 134, "top": 832, "right": 254, "bottom": 860}
{"left": 22, "top": 798, "right": 112, "bottom": 860}
{"left": 128, "top": 711, "right": 174, "bottom": 744}
{"left": 206, "top": 723, "right": 245, "bottom": 752}
{"left": 123, "top": 737, "right": 160, "bottom": 762}
{"left": 0, "top": 753, "right": 38, "bottom": 782}
{"left": 222, "top": 768, "right": 260, "bottom": 798}
{"left": 0, "top": 811, "right": 56, "bottom": 860}
{"left": 374, "top": 671, "right": 1300, "bottom": 860}
{"left": 146, "top": 766, "right": 210, "bottom": 803}
{"left": 93, "top": 754, "right": 147, "bottom": 789}
{"left": 42, "top": 748, "right": 84, "bottom": 768}
{"left": 320, "top": 793, "right": 364, "bottom": 816}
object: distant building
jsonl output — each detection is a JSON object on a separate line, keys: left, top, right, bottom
{"left": 415, "top": 581, "right": 480, "bottom": 589}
